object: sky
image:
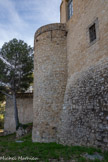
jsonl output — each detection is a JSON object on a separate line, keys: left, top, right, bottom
{"left": 0, "top": 0, "right": 61, "bottom": 48}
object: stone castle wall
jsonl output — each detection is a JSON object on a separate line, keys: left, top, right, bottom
{"left": 66, "top": 0, "right": 108, "bottom": 78}
{"left": 60, "top": 0, "right": 67, "bottom": 23}
{"left": 58, "top": 58, "right": 108, "bottom": 150}
{"left": 57, "top": 0, "right": 108, "bottom": 150}
{"left": 4, "top": 93, "right": 33, "bottom": 134}
{"left": 32, "top": 23, "right": 67, "bottom": 142}
{"left": 33, "top": 0, "right": 108, "bottom": 149}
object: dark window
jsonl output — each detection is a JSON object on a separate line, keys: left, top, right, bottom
{"left": 89, "top": 23, "right": 96, "bottom": 43}
{"left": 68, "top": 0, "right": 73, "bottom": 20}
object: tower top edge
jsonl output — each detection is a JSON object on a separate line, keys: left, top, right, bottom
{"left": 35, "top": 23, "right": 66, "bottom": 38}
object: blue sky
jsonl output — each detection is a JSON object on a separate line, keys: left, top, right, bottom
{"left": 0, "top": 0, "right": 61, "bottom": 48}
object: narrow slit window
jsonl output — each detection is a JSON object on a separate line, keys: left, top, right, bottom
{"left": 89, "top": 23, "right": 96, "bottom": 43}
{"left": 68, "top": 0, "right": 73, "bottom": 20}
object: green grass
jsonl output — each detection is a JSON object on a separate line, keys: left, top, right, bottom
{"left": 0, "top": 133, "right": 108, "bottom": 162}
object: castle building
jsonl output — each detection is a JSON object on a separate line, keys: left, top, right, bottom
{"left": 33, "top": 0, "right": 108, "bottom": 149}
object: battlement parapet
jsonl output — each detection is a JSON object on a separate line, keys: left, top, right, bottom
{"left": 35, "top": 23, "right": 66, "bottom": 39}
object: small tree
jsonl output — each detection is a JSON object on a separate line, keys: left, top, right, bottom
{"left": 0, "top": 39, "right": 33, "bottom": 129}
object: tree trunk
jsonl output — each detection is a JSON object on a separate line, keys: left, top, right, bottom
{"left": 13, "top": 92, "right": 19, "bottom": 129}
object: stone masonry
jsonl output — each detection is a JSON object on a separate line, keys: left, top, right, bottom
{"left": 32, "top": 24, "right": 67, "bottom": 142}
{"left": 4, "top": 93, "right": 33, "bottom": 134}
{"left": 58, "top": 58, "right": 108, "bottom": 150}
{"left": 33, "top": 0, "right": 108, "bottom": 149}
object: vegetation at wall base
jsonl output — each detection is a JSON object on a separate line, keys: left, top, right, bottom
{"left": 0, "top": 133, "right": 108, "bottom": 162}
{"left": 0, "top": 101, "right": 5, "bottom": 129}
{"left": 16, "top": 122, "right": 33, "bottom": 130}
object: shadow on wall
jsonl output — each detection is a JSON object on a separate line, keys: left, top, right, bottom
{"left": 4, "top": 93, "right": 33, "bottom": 135}
{"left": 58, "top": 57, "right": 108, "bottom": 150}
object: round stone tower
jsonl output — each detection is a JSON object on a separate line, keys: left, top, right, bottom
{"left": 32, "top": 23, "right": 67, "bottom": 142}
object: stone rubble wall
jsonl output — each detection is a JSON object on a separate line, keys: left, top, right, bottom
{"left": 4, "top": 93, "right": 33, "bottom": 134}
{"left": 58, "top": 58, "right": 108, "bottom": 150}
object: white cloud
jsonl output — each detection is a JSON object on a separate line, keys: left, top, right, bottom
{"left": 0, "top": 0, "right": 61, "bottom": 47}
{"left": 0, "top": 26, "right": 22, "bottom": 47}
{"left": 0, "top": 0, "right": 27, "bottom": 28}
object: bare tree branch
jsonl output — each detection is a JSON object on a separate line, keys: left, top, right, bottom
{"left": 0, "top": 90, "right": 12, "bottom": 99}
{"left": 0, "top": 55, "right": 14, "bottom": 69}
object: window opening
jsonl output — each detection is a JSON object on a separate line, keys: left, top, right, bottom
{"left": 68, "top": 0, "right": 73, "bottom": 20}
{"left": 89, "top": 23, "right": 96, "bottom": 43}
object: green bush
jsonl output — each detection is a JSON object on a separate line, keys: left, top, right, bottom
{"left": 0, "top": 101, "right": 5, "bottom": 129}
{"left": 0, "top": 116, "right": 4, "bottom": 129}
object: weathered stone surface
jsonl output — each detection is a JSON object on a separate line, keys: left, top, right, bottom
{"left": 16, "top": 127, "right": 26, "bottom": 138}
{"left": 58, "top": 58, "right": 108, "bottom": 150}
{"left": 32, "top": 23, "right": 67, "bottom": 142}
{"left": 16, "top": 124, "right": 32, "bottom": 138}
{"left": 61, "top": 0, "right": 108, "bottom": 78}
{"left": 4, "top": 93, "right": 33, "bottom": 134}
{"left": 32, "top": 0, "right": 108, "bottom": 150}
